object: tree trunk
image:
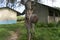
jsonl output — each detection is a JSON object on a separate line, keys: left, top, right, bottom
{"left": 25, "top": 0, "right": 33, "bottom": 40}
{"left": 21, "top": 0, "right": 36, "bottom": 40}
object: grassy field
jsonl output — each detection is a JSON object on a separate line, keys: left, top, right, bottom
{"left": 0, "top": 21, "right": 60, "bottom": 40}
{"left": 0, "top": 21, "right": 27, "bottom": 40}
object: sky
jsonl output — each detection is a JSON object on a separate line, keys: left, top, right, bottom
{"left": 53, "top": 0, "right": 60, "bottom": 7}
{"left": 38, "top": 0, "right": 60, "bottom": 8}
{"left": 0, "top": 0, "right": 60, "bottom": 13}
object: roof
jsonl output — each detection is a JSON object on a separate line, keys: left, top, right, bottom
{"left": 37, "top": 1, "right": 60, "bottom": 11}
{"left": 28, "top": 0, "right": 60, "bottom": 11}
{"left": 36, "top": 2, "right": 60, "bottom": 12}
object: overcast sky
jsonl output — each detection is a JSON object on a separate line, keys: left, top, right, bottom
{"left": 0, "top": 0, "right": 60, "bottom": 8}
{"left": 38, "top": 0, "right": 60, "bottom": 8}
{"left": 53, "top": 0, "right": 60, "bottom": 7}
{"left": 0, "top": 0, "right": 60, "bottom": 13}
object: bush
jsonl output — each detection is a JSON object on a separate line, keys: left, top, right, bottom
{"left": 17, "top": 16, "right": 25, "bottom": 21}
{"left": 0, "top": 21, "right": 59, "bottom": 40}
{"left": 57, "top": 21, "right": 60, "bottom": 24}
{"left": 35, "top": 22, "right": 47, "bottom": 27}
{"left": 47, "top": 22, "right": 56, "bottom": 27}
{"left": 56, "top": 21, "right": 60, "bottom": 26}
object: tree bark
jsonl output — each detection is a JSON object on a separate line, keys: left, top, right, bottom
{"left": 25, "top": 0, "right": 33, "bottom": 40}
{"left": 21, "top": 0, "right": 36, "bottom": 40}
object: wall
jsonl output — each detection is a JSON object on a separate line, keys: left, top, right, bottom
{"left": 33, "top": 4, "right": 49, "bottom": 23}
{"left": 48, "top": 16, "right": 55, "bottom": 23}
{"left": 48, "top": 9, "right": 60, "bottom": 23}
{"left": 48, "top": 16, "right": 60, "bottom": 23}
{"left": 0, "top": 8, "right": 17, "bottom": 24}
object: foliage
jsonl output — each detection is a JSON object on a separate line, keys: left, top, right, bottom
{"left": 17, "top": 16, "right": 25, "bottom": 22}
{"left": 0, "top": 21, "right": 59, "bottom": 40}
{"left": 0, "top": 28, "right": 10, "bottom": 40}
{"left": 35, "top": 22, "right": 48, "bottom": 27}
{"left": 47, "top": 22, "right": 56, "bottom": 27}
{"left": 9, "top": 0, "right": 15, "bottom": 3}
{"left": 34, "top": 22, "right": 59, "bottom": 40}
{"left": 56, "top": 21, "right": 60, "bottom": 26}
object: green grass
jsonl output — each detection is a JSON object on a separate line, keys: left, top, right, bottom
{"left": 0, "top": 21, "right": 27, "bottom": 40}
{"left": 0, "top": 21, "right": 59, "bottom": 40}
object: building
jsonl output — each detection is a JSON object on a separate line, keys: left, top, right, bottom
{"left": 0, "top": 0, "right": 60, "bottom": 24}
{"left": 0, "top": 0, "right": 25, "bottom": 24}
{"left": 21, "top": 0, "right": 60, "bottom": 23}
{"left": 33, "top": 3, "right": 60, "bottom": 23}
{"left": 0, "top": 5, "right": 25, "bottom": 24}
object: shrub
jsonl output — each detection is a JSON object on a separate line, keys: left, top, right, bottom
{"left": 17, "top": 16, "right": 25, "bottom": 21}
{"left": 47, "top": 22, "right": 56, "bottom": 27}
{"left": 35, "top": 22, "right": 47, "bottom": 27}
{"left": 56, "top": 21, "right": 60, "bottom": 26}
{"left": 57, "top": 21, "right": 60, "bottom": 24}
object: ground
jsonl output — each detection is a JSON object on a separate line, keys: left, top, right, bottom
{"left": 0, "top": 20, "right": 59, "bottom": 40}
